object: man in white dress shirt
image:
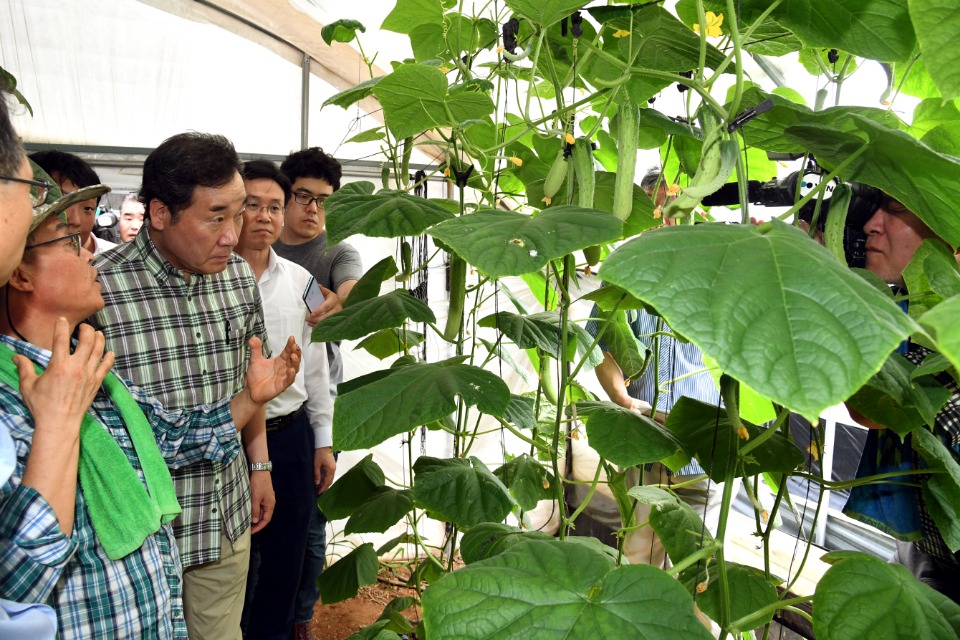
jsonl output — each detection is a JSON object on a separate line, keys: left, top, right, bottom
{"left": 235, "top": 160, "right": 334, "bottom": 640}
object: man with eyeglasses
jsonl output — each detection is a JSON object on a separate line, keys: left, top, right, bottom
{"left": 0, "top": 90, "right": 59, "bottom": 639}
{"left": 29, "top": 150, "right": 116, "bottom": 255}
{"left": 0, "top": 162, "right": 301, "bottom": 639}
{"left": 274, "top": 147, "right": 360, "bottom": 640}
{"left": 235, "top": 160, "right": 334, "bottom": 640}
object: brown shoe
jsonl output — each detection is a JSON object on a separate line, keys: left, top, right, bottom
{"left": 292, "top": 622, "right": 317, "bottom": 640}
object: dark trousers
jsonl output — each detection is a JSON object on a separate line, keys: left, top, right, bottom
{"left": 242, "top": 408, "right": 315, "bottom": 640}
{"left": 894, "top": 540, "right": 960, "bottom": 605}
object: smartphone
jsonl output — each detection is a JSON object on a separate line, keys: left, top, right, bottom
{"left": 302, "top": 276, "right": 325, "bottom": 312}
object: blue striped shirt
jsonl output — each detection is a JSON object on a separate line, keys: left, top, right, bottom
{"left": 0, "top": 335, "right": 241, "bottom": 639}
{"left": 588, "top": 307, "right": 722, "bottom": 475}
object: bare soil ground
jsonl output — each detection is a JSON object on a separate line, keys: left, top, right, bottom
{"left": 309, "top": 572, "right": 421, "bottom": 640}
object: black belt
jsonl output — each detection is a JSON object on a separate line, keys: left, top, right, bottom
{"left": 265, "top": 405, "right": 306, "bottom": 433}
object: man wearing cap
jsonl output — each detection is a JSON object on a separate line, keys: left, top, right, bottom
{"left": 0, "top": 89, "right": 58, "bottom": 640}
{"left": 88, "top": 132, "right": 277, "bottom": 639}
{"left": 843, "top": 195, "right": 960, "bottom": 604}
{"left": 235, "top": 160, "right": 334, "bottom": 640}
{"left": 0, "top": 165, "right": 301, "bottom": 639}
{"left": 29, "top": 150, "right": 116, "bottom": 255}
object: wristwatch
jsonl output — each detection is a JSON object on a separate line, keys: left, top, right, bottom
{"left": 249, "top": 461, "right": 273, "bottom": 472}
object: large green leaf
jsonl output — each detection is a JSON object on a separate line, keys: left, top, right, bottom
{"left": 696, "top": 563, "right": 779, "bottom": 631}
{"left": 356, "top": 327, "right": 426, "bottom": 360}
{"left": 737, "top": 87, "right": 905, "bottom": 155}
{"left": 814, "top": 554, "right": 960, "bottom": 639}
{"left": 373, "top": 64, "right": 495, "bottom": 139}
{"left": 345, "top": 487, "right": 415, "bottom": 534}
{"left": 413, "top": 456, "right": 514, "bottom": 529}
{"left": 783, "top": 116, "right": 960, "bottom": 249}
{"left": 504, "top": 0, "right": 589, "bottom": 27}
{"left": 479, "top": 311, "right": 603, "bottom": 370}
{"left": 313, "top": 289, "right": 435, "bottom": 343}
{"left": 320, "top": 19, "right": 366, "bottom": 45}
{"left": 459, "top": 523, "right": 554, "bottom": 564}
{"left": 502, "top": 394, "right": 537, "bottom": 430}
{"left": 345, "top": 256, "right": 399, "bottom": 307}
{"left": 429, "top": 206, "right": 623, "bottom": 279}
{"left": 317, "top": 453, "right": 385, "bottom": 519}
{"left": 325, "top": 181, "right": 455, "bottom": 246}
{"left": 912, "top": 427, "right": 960, "bottom": 552}
{"left": 318, "top": 543, "right": 379, "bottom": 604}
{"left": 908, "top": 0, "right": 960, "bottom": 99}
{"left": 333, "top": 359, "right": 510, "bottom": 450}
{"left": 422, "top": 539, "right": 713, "bottom": 639}
{"left": 743, "top": 0, "right": 916, "bottom": 63}
{"left": 587, "top": 5, "right": 727, "bottom": 71}
{"left": 629, "top": 486, "right": 714, "bottom": 567}
{"left": 323, "top": 77, "right": 382, "bottom": 110}
{"left": 600, "top": 221, "right": 918, "bottom": 421}
{"left": 663, "top": 397, "right": 805, "bottom": 482}
{"left": 381, "top": 0, "right": 443, "bottom": 34}
{"left": 902, "top": 239, "right": 960, "bottom": 322}
{"left": 919, "top": 295, "right": 960, "bottom": 375}
{"left": 575, "top": 401, "right": 684, "bottom": 467}
{"left": 590, "top": 308, "right": 647, "bottom": 381}
{"left": 844, "top": 354, "right": 952, "bottom": 436}
{"left": 493, "top": 455, "right": 555, "bottom": 511}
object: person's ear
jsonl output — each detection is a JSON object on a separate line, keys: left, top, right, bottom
{"left": 149, "top": 199, "right": 170, "bottom": 231}
{"left": 6, "top": 263, "right": 36, "bottom": 294}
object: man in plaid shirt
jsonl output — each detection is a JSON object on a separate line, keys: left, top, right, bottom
{"left": 89, "top": 133, "right": 276, "bottom": 638}
{"left": 0, "top": 162, "right": 299, "bottom": 638}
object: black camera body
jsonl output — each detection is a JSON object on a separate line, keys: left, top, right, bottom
{"left": 702, "top": 163, "right": 882, "bottom": 268}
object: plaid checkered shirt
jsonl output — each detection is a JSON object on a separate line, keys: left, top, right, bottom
{"left": 0, "top": 335, "right": 241, "bottom": 639}
{"left": 90, "top": 230, "right": 268, "bottom": 568}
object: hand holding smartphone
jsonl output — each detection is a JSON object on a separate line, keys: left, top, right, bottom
{"left": 302, "top": 276, "right": 325, "bottom": 313}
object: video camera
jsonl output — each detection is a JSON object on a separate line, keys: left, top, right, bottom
{"left": 701, "top": 159, "right": 883, "bottom": 268}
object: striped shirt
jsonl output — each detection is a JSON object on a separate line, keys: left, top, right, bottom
{"left": 90, "top": 230, "right": 268, "bottom": 567}
{"left": 588, "top": 307, "right": 722, "bottom": 475}
{"left": 0, "top": 335, "right": 241, "bottom": 639}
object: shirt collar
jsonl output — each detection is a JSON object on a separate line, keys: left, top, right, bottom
{"left": 0, "top": 334, "right": 52, "bottom": 368}
{"left": 136, "top": 228, "right": 195, "bottom": 287}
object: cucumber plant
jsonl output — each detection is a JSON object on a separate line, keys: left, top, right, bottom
{"left": 315, "top": 2, "right": 960, "bottom": 639}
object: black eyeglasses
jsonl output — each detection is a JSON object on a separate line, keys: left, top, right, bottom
{"left": 24, "top": 232, "right": 82, "bottom": 256}
{"left": 292, "top": 192, "right": 327, "bottom": 208}
{"left": 0, "top": 175, "right": 53, "bottom": 207}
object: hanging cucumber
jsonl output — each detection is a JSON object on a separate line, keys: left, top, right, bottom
{"left": 612, "top": 96, "right": 639, "bottom": 221}
{"left": 823, "top": 182, "right": 852, "bottom": 263}
{"left": 396, "top": 240, "right": 413, "bottom": 282}
{"left": 381, "top": 163, "right": 390, "bottom": 189}
{"left": 443, "top": 253, "right": 467, "bottom": 341}
{"left": 662, "top": 123, "right": 738, "bottom": 221}
{"left": 541, "top": 148, "right": 567, "bottom": 205}
{"left": 572, "top": 137, "right": 596, "bottom": 209}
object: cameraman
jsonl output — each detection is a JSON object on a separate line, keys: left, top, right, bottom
{"left": 843, "top": 195, "right": 960, "bottom": 604}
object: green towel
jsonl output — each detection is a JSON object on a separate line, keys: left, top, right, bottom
{"left": 0, "top": 344, "right": 181, "bottom": 560}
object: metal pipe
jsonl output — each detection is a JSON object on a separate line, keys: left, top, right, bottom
{"left": 301, "top": 53, "right": 311, "bottom": 150}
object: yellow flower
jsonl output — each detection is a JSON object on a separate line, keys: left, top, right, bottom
{"left": 807, "top": 441, "right": 821, "bottom": 462}
{"left": 737, "top": 425, "right": 750, "bottom": 441}
{"left": 439, "top": 65, "right": 450, "bottom": 73}
{"left": 666, "top": 183, "right": 681, "bottom": 196}
{"left": 693, "top": 11, "right": 724, "bottom": 38}
{"left": 653, "top": 206, "right": 662, "bottom": 220}
{"left": 542, "top": 196, "right": 552, "bottom": 205}
{"left": 443, "top": 167, "right": 451, "bottom": 177}
{"left": 564, "top": 132, "right": 576, "bottom": 145}
{"left": 497, "top": 45, "right": 505, "bottom": 54}
{"left": 612, "top": 29, "right": 630, "bottom": 38}
{"left": 696, "top": 581, "right": 709, "bottom": 593}
{"left": 508, "top": 156, "right": 523, "bottom": 167}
